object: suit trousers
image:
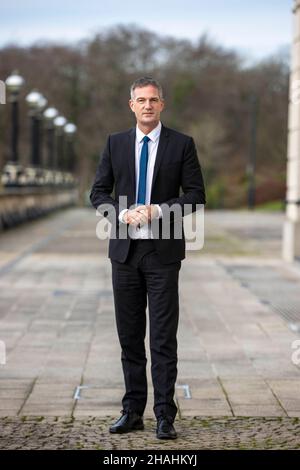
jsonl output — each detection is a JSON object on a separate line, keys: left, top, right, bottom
{"left": 111, "top": 239, "right": 181, "bottom": 421}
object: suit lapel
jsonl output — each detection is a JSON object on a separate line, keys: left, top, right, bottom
{"left": 126, "top": 127, "right": 136, "bottom": 199}
{"left": 150, "top": 124, "right": 169, "bottom": 199}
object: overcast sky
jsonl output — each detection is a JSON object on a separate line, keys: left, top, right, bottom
{"left": 0, "top": 0, "right": 293, "bottom": 61}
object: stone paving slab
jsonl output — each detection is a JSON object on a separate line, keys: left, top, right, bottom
{"left": 0, "top": 417, "right": 299, "bottom": 450}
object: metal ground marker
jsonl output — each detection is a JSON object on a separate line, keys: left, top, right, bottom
{"left": 74, "top": 385, "right": 90, "bottom": 400}
{"left": 176, "top": 384, "right": 192, "bottom": 399}
{"left": 74, "top": 384, "right": 192, "bottom": 400}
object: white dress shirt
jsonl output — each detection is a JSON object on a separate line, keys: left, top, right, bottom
{"left": 119, "top": 121, "right": 162, "bottom": 239}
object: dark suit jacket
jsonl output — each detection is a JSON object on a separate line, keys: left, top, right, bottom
{"left": 90, "top": 123, "right": 206, "bottom": 264}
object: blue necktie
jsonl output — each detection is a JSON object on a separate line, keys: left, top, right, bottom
{"left": 137, "top": 135, "right": 150, "bottom": 204}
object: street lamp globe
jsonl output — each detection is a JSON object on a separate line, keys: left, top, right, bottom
{"left": 5, "top": 71, "right": 25, "bottom": 95}
{"left": 54, "top": 116, "right": 67, "bottom": 128}
{"left": 43, "top": 107, "right": 58, "bottom": 121}
{"left": 37, "top": 95, "right": 48, "bottom": 111}
{"left": 25, "top": 90, "right": 43, "bottom": 110}
{"left": 64, "top": 123, "right": 77, "bottom": 135}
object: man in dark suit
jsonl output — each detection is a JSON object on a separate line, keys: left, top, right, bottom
{"left": 90, "top": 77, "right": 205, "bottom": 439}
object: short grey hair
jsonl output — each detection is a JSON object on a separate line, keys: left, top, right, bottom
{"left": 130, "top": 76, "right": 164, "bottom": 100}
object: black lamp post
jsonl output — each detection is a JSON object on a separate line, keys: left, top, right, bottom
{"left": 5, "top": 71, "right": 25, "bottom": 164}
{"left": 25, "top": 91, "right": 47, "bottom": 185}
{"left": 25, "top": 90, "right": 43, "bottom": 167}
{"left": 37, "top": 95, "right": 48, "bottom": 169}
{"left": 43, "top": 107, "right": 58, "bottom": 169}
{"left": 64, "top": 123, "right": 77, "bottom": 172}
{"left": 54, "top": 115, "right": 67, "bottom": 171}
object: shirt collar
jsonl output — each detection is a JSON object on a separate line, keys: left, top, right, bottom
{"left": 136, "top": 121, "right": 162, "bottom": 143}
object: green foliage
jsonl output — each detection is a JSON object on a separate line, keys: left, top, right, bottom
{"left": 255, "top": 200, "right": 285, "bottom": 211}
{"left": 206, "top": 181, "right": 226, "bottom": 209}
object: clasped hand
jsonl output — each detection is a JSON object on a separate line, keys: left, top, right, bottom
{"left": 123, "top": 205, "right": 158, "bottom": 226}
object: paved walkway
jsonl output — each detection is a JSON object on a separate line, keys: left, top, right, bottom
{"left": 0, "top": 208, "right": 300, "bottom": 449}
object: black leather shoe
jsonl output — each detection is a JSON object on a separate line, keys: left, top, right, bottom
{"left": 109, "top": 410, "right": 144, "bottom": 434}
{"left": 156, "top": 416, "right": 177, "bottom": 439}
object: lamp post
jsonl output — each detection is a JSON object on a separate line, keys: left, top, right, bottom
{"left": 43, "top": 107, "right": 58, "bottom": 169}
{"left": 54, "top": 115, "right": 67, "bottom": 171}
{"left": 25, "top": 91, "right": 47, "bottom": 185}
{"left": 25, "top": 90, "right": 43, "bottom": 167}
{"left": 37, "top": 95, "right": 48, "bottom": 169}
{"left": 64, "top": 123, "right": 77, "bottom": 172}
{"left": 5, "top": 71, "right": 25, "bottom": 164}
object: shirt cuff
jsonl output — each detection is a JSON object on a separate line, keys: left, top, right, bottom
{"left": 119, "top": 209, "right": 128, "bottom": 223}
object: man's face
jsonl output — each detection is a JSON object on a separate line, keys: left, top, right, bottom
{"left": 129, "top": 85, "right": 165, "bottom": 127}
